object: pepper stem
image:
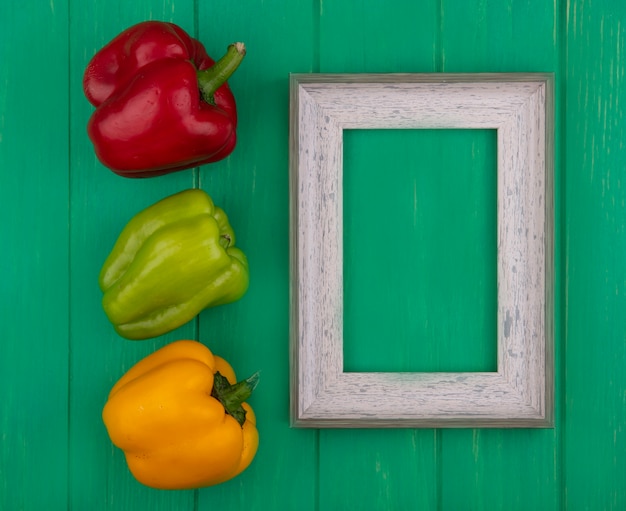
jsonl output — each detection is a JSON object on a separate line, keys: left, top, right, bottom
{"left": 211, "top": 371, "right": 259, "bottom": 427}
{"left": 197, "top": 42, "right": 246, "bottom": 105}
{"left": 219, "top": 234, "right": 232, "bottom": 249}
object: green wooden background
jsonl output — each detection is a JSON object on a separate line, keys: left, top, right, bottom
{"left": 1, "top": 0, "right": 624, "bottom": 509}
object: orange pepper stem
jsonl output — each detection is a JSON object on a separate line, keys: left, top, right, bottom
{"left": 211, "top": 371, "right": 259, "bottom": 426}
{"left": 197, "top": 42, "right": 246, "bottom": 105}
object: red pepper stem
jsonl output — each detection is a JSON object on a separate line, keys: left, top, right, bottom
{"left": 211, "top": 371, "right": 259, "bottom": 426}
{"left": 197, "top": 42, "right": 246, "bottom": 104}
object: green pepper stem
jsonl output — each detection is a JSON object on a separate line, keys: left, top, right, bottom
{"left": 197, "top": 42, "right": 246, "bottom": 104}
{"left": 219, "top": 234, "right": 232, "bottom": 249}
{"left": 211, "top": 371, "right": 259, "bottom": 426}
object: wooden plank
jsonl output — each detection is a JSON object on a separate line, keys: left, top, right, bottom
{"left": 437, "top": 0, "right": 562, "bottom": 508}
{"left": 318, "top": 0, "right": 441, "bottom": 73}
{"left": 195, "top": 1, "right": 319, "bottom": 509}
{"left": 319, "top": 430, "right": 438, "bottom": 510}
{"left": 0, "top": 1, "right": 70, "bottom": 509}
{"left": 343, "top": 128, "right": 497, "bottom": 374}
{"left": 563, "top": 0, "right": 626, "bottom": 507}
{"left": 3, "top": 0, "right": 624, "bottom": 508}
{"left": 439, "top": 0, "right": 560, "bottom": 73}
{"left": 317, "top": 1, "right": 440, "bottom": 509}
{"left": 67, "top": 4, "right": 198, "bottom": 509}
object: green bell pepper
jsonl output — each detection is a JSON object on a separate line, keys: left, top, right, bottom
{"left": 99, "top": 189, "right": 249, "bottom": 340}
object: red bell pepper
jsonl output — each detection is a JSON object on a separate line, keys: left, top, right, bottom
{"left": 83, "top": 21, "right": 246, "bottom": 178}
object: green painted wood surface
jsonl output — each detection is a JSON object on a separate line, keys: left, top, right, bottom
{"left": 1, "top": 1, "right": 624, "bottom": 510}
{"left": 343, "top": 128, "right": 498, "bottom": 374}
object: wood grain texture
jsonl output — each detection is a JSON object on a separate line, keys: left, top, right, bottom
{"left": 436, "top": 0, "right": 562, "bottom": 508}
{"left": 342, "top": 127, "right": 498, "bottom": 374}
{"left": 316, "top": 5, "right": 441, "bottom": 508}
{"left": 0, "top": 1, "right": 70, "bottom": 509}
{"left": 290, "top": 74, "right": 553, "bottom": 427}
{"left": 67, "top": 3, "right": 198, "bottom": 510}
{"left": 1, "top": 0, "right": 624, "bottom": 509}
{"left": 563, "top": 0, "right": 626, "bottom": 508}
{"left": 195, "top": 1, "right": 319, "bottom": 509}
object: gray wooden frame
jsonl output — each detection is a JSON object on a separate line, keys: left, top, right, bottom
{"left": 289, "top": 73, "right": 554, "bottom": 428}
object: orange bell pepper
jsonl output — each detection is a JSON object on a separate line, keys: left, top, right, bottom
{"left": 102, "top": 340, "right": 259, "bottom": 489}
